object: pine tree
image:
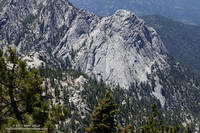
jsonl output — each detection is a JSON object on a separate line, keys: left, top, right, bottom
{"left": 184, "top": 126, "right": 192, "bottom": 133}
{"left": 0, "top": 47, "right": 68, "bottom": 132}
{"left": 86, "top": 92, "right": 119, "bottom": 133}
{"left": 140, "top": 104, "right": 180, "bottom": 133}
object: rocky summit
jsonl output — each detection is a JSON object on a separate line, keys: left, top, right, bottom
{"left": 0, "top": 0, "right": 200, "bottom": 132}
{"left": 0, "top": 0, "right": 166, "bottom": 88}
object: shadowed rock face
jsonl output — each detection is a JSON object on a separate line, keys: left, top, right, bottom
{"left": 142, "top": 15, "right": 200, "bottom": 70}
{"left": 0, "top": 0, "right": 167, "bottom": 89}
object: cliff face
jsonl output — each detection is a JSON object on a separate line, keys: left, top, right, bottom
{"left": 53, "top": 9, "right": 168, "bottom": 89}
{"left": 0, "top": 0, "right": 200, "bottom": 132}
{"left": 0, "top": 0, "right": 167, "bottom": 88}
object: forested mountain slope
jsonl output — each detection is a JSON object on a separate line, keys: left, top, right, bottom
{"left": 69, "top": 0, "right": 200, "bottom": 25}
{"left": 0, "top": 0, "right": 200, "bottom": 132}
{"left": 142, "top": 15, "right": 200, "bottom": 70}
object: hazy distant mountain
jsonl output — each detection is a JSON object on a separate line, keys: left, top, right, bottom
{"left": 142, "top": 15, "right": 200, "bottom": 70}
{"left": 69, "top": 0, "right": 200, "bottom": 25}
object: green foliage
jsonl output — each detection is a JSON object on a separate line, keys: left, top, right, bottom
{"left": 0, "top": 47, "right": 68, "bottom": 132}
{"left": 0, "top": 48, "right": 195, "bottom": 133}
{"left": 139, "top": 104, "right": 182, "bottom": 133}
{"left": 184, "top": 126, "right": 192, "bottom": 133}
{"left": 66, "top": 69, "right": 88, "bottom": 79}
{"left": 44, "top": 104, "right": 68, "bottom": 129}
{"left": 86, "top": 92, "right": 119, "bottom": 133}
{"left": 143, "top": 15, "right": 200, "bottom": 70}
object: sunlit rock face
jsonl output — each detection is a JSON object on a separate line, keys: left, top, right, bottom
{"left": 0, "top": 0, "right": 167, "bottom": 89}
{"left": 0, "top": 1, "right": 200, "bottom": 132}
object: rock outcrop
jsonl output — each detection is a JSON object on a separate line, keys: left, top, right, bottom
{"left": 0, "top": 0, "right": 200, "bottom": 132}
{"left": 0, "top": 0, "right": 167, "bottom": 89}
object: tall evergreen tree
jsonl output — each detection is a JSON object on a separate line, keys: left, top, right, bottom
{"left": 0, "top": 47, "right": 68, "bottom": 132}
{"left": 86, "top": 92, "right": 119, "bottom": 133}
{"left": 140, "top": 104, "right": 180, "bottom": 133}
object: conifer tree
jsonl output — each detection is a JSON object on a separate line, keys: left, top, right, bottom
{"left": 140, "top": 104, "right": 180, "bottom": 133}
{"left": 86, "top": 92, "right": 119, "bottom": 133}
{"left": 184, "top": 126, "right": 192, "bottom": 133}
{"left": 0, "top": 47, "right": 68, "bottom": 132}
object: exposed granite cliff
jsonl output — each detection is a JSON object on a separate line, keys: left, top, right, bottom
{"left": 0, "top": 0, "right": 200, "bottom": 132}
